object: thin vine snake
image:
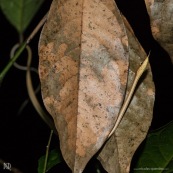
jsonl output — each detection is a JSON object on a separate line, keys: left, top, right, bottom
{"left": 108, "top": 53, "right": 150, "bottom": 138}
{"left": 10, "top": 44, "right": 56, "bottom": 133}
{"left": 25, "top": 46, "right": 57, "bottom": 133}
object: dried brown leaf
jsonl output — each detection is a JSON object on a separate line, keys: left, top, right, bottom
{"left": 38, "top": 0, "right": 129, "bottom": 172}
{"left": 145, "top": 0, "right": 173, "bottom": 62}
{"left": 97, "top": 18, "right": 155, "bottom": 173}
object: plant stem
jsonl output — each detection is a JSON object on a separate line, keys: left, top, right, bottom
{"left": 0, "top": 42, "right": 27, "bottom": 83}
{"left": 43, "top": 130, "right": 53, "bottom": 173}
{"left": 0, "top": 13, "right": 47, "bottom": 84}
{"left": 27, "top": 13, "right": 47, "bottom": 44}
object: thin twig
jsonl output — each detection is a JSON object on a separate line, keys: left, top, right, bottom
{"left": 0, "top": 42, "right": 27, "bottom": 83}
{"left": 27, "top": 13, "right": 47, "bottom": 44}
{"left": 43, "top": 130, "right": 53, "bottom": 173}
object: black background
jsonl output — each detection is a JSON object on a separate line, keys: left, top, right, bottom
{"left": 0, "top": 0, "right": 173, "bottom": 172}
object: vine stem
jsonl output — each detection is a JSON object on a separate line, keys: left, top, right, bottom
{"left": 27, "top": 13, "right": 47, "bottom": 44}
{"left": 0, "top": 13, "right": 47, "bottom": 83}
{"left": 0, "top": 42, "right": 26, "bottom": 83}
{"left": 43, "top": 130, "right": 53, "bottom": 173}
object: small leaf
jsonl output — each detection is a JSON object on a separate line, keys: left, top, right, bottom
{"left": 133, "top": 121, "right": 173, "bottom": 173}
{"left": 0, "top": 0, "right": 45, "bottom": 33}
{"left": 38, "top": 149, "right": 63, "bottom": 173}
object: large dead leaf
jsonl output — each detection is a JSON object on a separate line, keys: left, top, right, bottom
{"left": 145, "top": 0, "right": 173, "bottom": 63}
{"left": 97, "top": 19, "right": 155, "bottom": 173}
{"left": 38, "top": 0, "right": 129, "bottom": 172}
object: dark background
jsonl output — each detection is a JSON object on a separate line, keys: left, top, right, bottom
{"left": 0, "top": 0, "right": 173, "bottom": 172}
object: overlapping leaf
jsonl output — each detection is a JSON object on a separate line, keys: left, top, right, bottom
{"left": 38, "top": 0, "right": 156, "bottom": 172}
{"left": 38, "top": 149, "right": 63, "bottom": 173}
{"left": 134, "top": 121, "right": 173, "bottom": 173}
{"left": 97, "top": 18, "right": 155, "bottom": 173}
{"left": 0, "top": 0, "right": 45, "bottom": 33}
{"left": 38, "top": 0, "right": 129, "bottom": 172}
{"left": 145, "top": 0, "right": 173, "bottom": 63}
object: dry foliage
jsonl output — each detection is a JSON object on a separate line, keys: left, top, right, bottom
{"left": 145, "top": 0, "right": 173, "bottom": 62}
{"left": 38, "top": 0, "right": 155, "bottom": 172}
{"left": 97, "top": 18, "right": 154, "bottom": 173}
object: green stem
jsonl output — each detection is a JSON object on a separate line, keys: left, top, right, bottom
{"left": 19, "top": 33, "right": 24, "bottom": 43}
{"left": 0, "top": 41, "right": 27, "bottom": 83}
{"left": 0, "top": 13, "right": 47, "bottom": 84}
{"left": 43, "top": 130, "right": 53, "bottom": 173}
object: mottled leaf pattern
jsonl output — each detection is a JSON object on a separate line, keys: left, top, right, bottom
{"left": 97, "top": 18, "right": 155, "bottom": 173}
{"left": 38, "top": 0, "right": 128, "bottom": 172}
{"left": 38, "top": 0, "right": 156, "bottom": 172}
{"left": 145, "top": 0, "right": 173, "bottom": 62}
